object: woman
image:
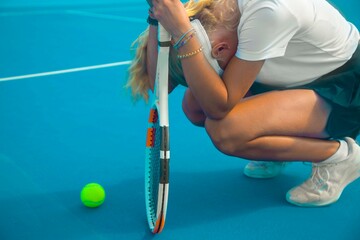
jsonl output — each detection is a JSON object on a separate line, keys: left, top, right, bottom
{"left": 127, "top": 0, "right": 360, "bottom": 207}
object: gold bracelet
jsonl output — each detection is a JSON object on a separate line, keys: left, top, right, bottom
{"left": 177, "top": 46, "right": 203, "bottom": 59}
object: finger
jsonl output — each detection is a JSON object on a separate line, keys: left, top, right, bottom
{"left": 149, "top": 8, "right": 156, "bottom": 19}
{"left": 151, "top": 2, "right": 162, "bottom": 20}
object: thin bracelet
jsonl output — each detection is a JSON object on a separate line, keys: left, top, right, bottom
{"left": 173, "top": 28, "right": 195, "bottom": 49}
{"left": 177, "top": 46, "right": 203, "bottom": 59}
{"left": 174, "top": 32, "right": 196, "bottom": 50}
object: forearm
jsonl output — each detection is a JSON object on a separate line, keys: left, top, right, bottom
{"left": 178, "top": 37, "right": 263, "bottom": 119}
{"left": 146, "top": 25, "right": 158, "bottom": 91}
{"left": 178, "top": 39, "right": 232, "bottom": 120}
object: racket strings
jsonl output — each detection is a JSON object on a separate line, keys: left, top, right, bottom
{"left": 146, "top": 108, "right": 161, "bottom": 226}
{"left": 146, "top": 109, "right": 159, "bottom": 147}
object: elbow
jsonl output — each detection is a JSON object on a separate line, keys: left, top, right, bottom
{"left": 205, "top": 92, "right": 235, "bottom": 120}
{"left": 205, "top": 107, "right": 230, "bottom": 121}
{"left": 182, "top": 95, "right": 206, "bottom": 127}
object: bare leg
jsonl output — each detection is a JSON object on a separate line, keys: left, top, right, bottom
{"left": 182, "top": 88, "right": 206, "bottom": 127}
{"left": 205, "top": 89, "right": 339, "bottom": 162}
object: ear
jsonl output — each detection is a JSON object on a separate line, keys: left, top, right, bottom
{"left": 211, "top": 42, "right": 230, "bottom": 60}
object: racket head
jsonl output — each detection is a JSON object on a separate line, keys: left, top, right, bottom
{"left": 145, "top": 104, "right": 169, "bottom": 234}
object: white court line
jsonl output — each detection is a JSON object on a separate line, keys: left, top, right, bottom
{"left": 0, "top": 6, "right": 145, "bottom": 18}
{"left": 0, "top": 61, "right": 131, "bottom": 82}
{"left": 66, "top": 10, "right": 144, "bottom": 23}
{"left": 0, "top": 10, "right": 65, "bottom": 17}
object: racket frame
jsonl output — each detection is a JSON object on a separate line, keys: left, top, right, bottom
{"left": 145, "top": 23, "right": 171, "bottom": 234}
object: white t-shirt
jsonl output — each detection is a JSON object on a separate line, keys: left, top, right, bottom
{"left": 236, "top": 0, "right": 360, "bottom": 87}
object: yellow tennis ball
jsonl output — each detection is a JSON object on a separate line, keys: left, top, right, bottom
{"left": 80, "top": 183, "right": 105, "bottom": 208}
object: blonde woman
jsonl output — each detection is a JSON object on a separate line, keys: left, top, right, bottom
{"left": 127, "top": 0, "right": 360, "bottom": 207}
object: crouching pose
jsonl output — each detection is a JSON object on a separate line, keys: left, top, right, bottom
{"left": 127, "top": 0, "right": 360, "bottom": 207}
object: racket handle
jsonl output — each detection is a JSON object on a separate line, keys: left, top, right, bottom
{"left": 158, "top": 24, "right": 172, "bottom": 45}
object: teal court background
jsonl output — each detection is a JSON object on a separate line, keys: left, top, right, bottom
{"left": 0, "top": 0, "right": 359, "bottom": 239}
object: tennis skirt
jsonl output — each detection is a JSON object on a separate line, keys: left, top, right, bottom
{"left": 250, "top": 43, "right": 360, "bottom": 139}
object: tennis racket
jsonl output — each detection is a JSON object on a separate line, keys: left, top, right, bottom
{"left": 144, "top": 22, "right": 172, "bottom": 234}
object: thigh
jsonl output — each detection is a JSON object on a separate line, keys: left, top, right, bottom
{"left": 215, "top": 89, "right": 332, "bottom": 139}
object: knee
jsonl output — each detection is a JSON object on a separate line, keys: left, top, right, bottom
{"left": 205, "top": 117, "right": 250, "bottom": 157}
{"left": 182, "top": 96, "right": 206, "bottom": 127}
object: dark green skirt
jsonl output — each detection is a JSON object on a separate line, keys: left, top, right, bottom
{"left": 251, "top": 44, "right": 360, "bottom": 139}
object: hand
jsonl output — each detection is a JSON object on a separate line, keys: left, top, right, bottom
{"left": 151, "top": 0, "right": 192, "bottom": 40}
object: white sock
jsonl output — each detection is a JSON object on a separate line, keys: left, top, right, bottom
{"left": 322, "top": 140, "right": 349, "bottom": 164}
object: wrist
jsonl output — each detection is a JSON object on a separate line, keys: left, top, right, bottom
{"left": 172, "top": 28, "right": 196, "bottom": 50}
{"left": 147, "top": 8, "right": 158, "bottom": 26}
{"left": 147, "top": 15, "right": 158, "bottom": 26}
{"left": 171, "top": 24, "right": 193, "bottom": 43}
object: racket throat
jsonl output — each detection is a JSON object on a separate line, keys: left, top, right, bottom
{"left": 153, "top": 183, "right": 169, "bottom": 233}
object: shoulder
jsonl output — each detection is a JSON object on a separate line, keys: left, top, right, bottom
{"left": 236, "top": 0, "right": 300, "bottom": 61}
{"left": 240, "top": 0, "right": 297, "bottom": 23}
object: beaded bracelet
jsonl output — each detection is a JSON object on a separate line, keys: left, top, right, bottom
{"left": 174, "top": 32, "right": 196, "bottom": 50}
{"left": 173, "top": 28, "right": 195, "bottom": 49}
{"left": 177, "top": 46, "right": 203, "bottom": 59}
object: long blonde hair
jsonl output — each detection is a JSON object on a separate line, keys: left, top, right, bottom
{"left": 126, "top": 0, "right": 239, "bottom": 102}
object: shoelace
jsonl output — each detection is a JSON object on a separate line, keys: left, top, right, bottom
{"left": 249, "top": 161, "right": 268, "bottom": 168}
{"left": 310, "top": 164, "right": 330, "bottom": 191}
{"left": 250, "top": 161, "right": 284, "bottom": 167}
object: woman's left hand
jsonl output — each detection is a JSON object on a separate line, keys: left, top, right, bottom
{"left": 151, "top": 0, "right": 192, "bottom": 41}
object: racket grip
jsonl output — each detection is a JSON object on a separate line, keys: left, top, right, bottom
{"left": 158, "top": 24, "right": 171, "bottom": 44}
{"left": 160, "top": 126, "right": 170, "bottom": 183}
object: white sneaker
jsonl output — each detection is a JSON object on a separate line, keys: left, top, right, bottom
{"left": 286, "top": 137, "right": 360, "bottom": 207}
{"left": 243, "top": 161, "right": 287, "bottom": 178}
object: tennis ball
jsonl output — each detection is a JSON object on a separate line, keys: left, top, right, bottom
{"left": 80, "top": 183, "right": 106, "bottom": 208}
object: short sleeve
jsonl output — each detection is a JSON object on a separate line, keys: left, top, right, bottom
{"left": 236, "top": 1, "right": 299, "bottom": 61}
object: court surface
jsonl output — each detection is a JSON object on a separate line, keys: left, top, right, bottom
{"left": 1, "top": 0, "right": 360, "bottom": 239}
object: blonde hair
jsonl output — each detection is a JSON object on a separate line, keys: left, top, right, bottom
{"left": 126, "top": 0, "right": 239, "bottom": 102}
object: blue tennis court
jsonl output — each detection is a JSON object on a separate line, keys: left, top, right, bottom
{"left": 1, "top": 0, "right": 360, "bottom": 239}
